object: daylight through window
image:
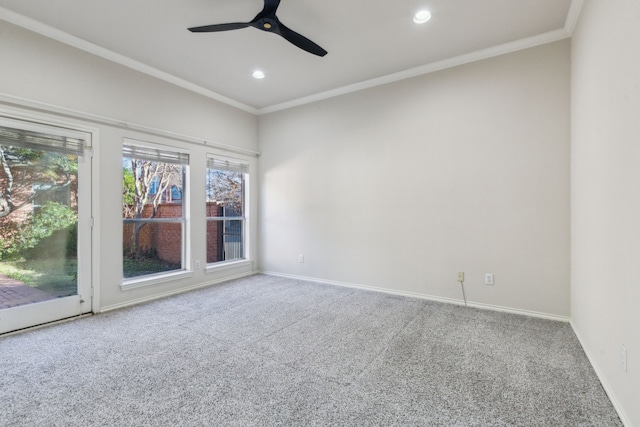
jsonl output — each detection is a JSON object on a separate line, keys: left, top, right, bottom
{"left": 206, "top": 156, "right": 248, "bottom": 265}
{"left": 122, "top": 141, "right": 188, "bottom": 279}
{"left": 0, "top": 121, "right": 84, "bottom": 304}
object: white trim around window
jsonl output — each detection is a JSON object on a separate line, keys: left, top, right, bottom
{"left": 205, "top": 154, "right": 250, "bottom": 269}
{"left": 121, "top": 138, "right": 191, "bottom": 287}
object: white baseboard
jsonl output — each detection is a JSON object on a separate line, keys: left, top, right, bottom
{"left": 99, "top": 270, "right": 257, "bottom": 313}
{"left": 260, "top": 271, "right": 570, "bottom": 323}
{"left": 570, "top": 322, "right": 631, "bottom": 427}
{"left": 467, "top": 300, "right": 570, "bottom": 322}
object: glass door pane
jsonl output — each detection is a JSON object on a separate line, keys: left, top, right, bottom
{"left": 0, "top": 119, "right": 91, "bottom": 334}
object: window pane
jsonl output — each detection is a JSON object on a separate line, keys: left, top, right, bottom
{"left": 206, "top": 164, "right": 246, "bottom": 265}
{"left": 123, "top": 152, "right": 186, "bottom": 280}
{"left": 123, "top": 221, "right": 183, "bottom": 278}
{"left": 0, "top": 145, "right": 78, "bottom": 308}
{"left": 206, "top": 220, "right": 244, "bottom": 263}
{"left": 206, "top": 169, "right": 243, "bottom": 216}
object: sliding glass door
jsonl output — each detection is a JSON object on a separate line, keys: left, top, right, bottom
{"left": 0, "top": 117, "right": 92, "bottom": 334}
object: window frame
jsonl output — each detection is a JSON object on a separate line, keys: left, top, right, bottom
{"left": 205, "top": 155, "right": 250, "bottom": 269}
{"left": 121, "top": 138, "right": 191, "bottom": 289}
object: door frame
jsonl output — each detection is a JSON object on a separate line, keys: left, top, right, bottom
{"left": 0, "top": 106, "right": 99, "bottom": 334}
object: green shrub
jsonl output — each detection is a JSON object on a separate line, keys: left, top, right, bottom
{"left": 25, "top": 222, "right": 78, "bottom": 259}
{"left": 2, "top": 201, "right": 77, "bottom": 259}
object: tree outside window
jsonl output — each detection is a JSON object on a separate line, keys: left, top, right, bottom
{"left": 0, "top": 124, "right": 83, "bottom": 303}
{"left": 206, "top": 157, "right": 247, "bottom": 264}
{"left": 122, "top": 142, "right": 188, "bottom": 279}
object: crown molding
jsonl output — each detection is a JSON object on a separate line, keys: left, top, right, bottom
{"left": 0, "top": 7, "right": 258, "bottom": 115}
{"left": 565, "top": 0, "right": 585, "bottom": 36}
{"left": 1, "top": 3, "right": 579, "bottom": 117}
{"left": 258, "top": 28, "right": 569, "bottom": 115}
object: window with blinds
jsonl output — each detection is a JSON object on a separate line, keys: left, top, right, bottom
{"left": 0, "top": 116, "right": 86, "bottom": 307}
{"left": 0, "top": 118, "right": 85, "bottom": 217}
{"left": 122, "top": 139, "right": 189, "bottom": 280}
{"left": 0, "top": 118, "right": 86, "bottom": 155}
{"left": 205, "top": 155, "right": 248, "bottom": 265}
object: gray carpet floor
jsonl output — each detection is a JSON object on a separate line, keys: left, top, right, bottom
{"left": 0, "top": 274, "right": 622, "bottom": 426}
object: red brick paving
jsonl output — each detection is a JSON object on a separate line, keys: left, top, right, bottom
{"left": 0, "top": 274, "right": 55, "bottom": 309}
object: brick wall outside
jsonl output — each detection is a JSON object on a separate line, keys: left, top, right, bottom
{"left": 123, "top": 202, "right": 223, "bottom": 265}
{"left": 155, "top": 204, "right": 183, "bottom": 264}
{"left": 123, "top": 204, "right": 156, "bottom": 259}
{"left": 206, "top": 203, "right": 223, "bottom": 263}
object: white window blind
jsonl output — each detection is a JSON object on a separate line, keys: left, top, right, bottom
{"left": 123, "top": 142, "right": 189, "bottom": 165}
{"left": 0, "top": 125, "right": 85, "bottom": 156}
{"left": 207, "top": 157, "right": 249, "bottom": 173}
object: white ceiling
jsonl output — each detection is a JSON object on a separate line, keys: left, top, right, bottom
{"left": 0, "top": 0, "right": 578, "bottom": 114}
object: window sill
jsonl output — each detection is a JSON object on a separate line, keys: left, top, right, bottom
{"left": 205, "top": 259, "right": 253, "bottom": 274}
{"left": 121, "top": 270, "right": 193, "bottom": 291}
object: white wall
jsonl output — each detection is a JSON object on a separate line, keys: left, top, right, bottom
{"left": 258, "top": 40, "right": 571, "bottom": 318}
{"left": 571, "top": 1, "right": 640, "bottom": 425}
{"left": 0, "top": 21, "right": 259, "bottom": 310}
{"left": 0, "top": 22, "right": 257, "bottom": 151}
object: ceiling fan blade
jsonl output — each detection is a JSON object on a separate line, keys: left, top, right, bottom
{"left": 276, "top": 21, "right": 327, "bottom": 57}
{"left": 189, "top": 0, "right": 327, "bottom": 57}
{"left": 261, "top": 0, "right": 281, "bottom": 15}
{"left": 188, "top": 23, "right": 250, "bottom": 33}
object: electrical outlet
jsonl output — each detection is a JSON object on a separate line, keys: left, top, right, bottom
{"left": 620, "top": 344, "right": 627, "bottom": 372}
{"left": 457, "top": 272, "right": 464, "bottom": 282}
{"left": 485, "top": 273, "right": 494, "bottom": 285}
{"left": 298, "top": 254, "right": 304, "bottom": 263}
{"left": 194, "top": 260, "right": 201, "bottom": 270}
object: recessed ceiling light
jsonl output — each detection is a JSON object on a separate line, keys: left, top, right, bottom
{"left": 413, "top": 10, "right": 432, "bottom": 24}
{"left": 252, "top": 70, "right": 265, "bottom": 79}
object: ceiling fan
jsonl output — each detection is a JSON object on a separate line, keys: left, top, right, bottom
{"left": 188, "top": 0, "right": 327, "bottom": 57}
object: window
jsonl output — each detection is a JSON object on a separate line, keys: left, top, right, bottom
{"left": 0, "top": 118, "right": 85, "bottom": 303}
{"left": 122, "top": 141, "right": 189, "bottom": 280}
{"left": 206, "top": 156, "right": 248, "bottom": 265}
{"left": 149, "top": 176, "right": 160, "bottom": 195}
